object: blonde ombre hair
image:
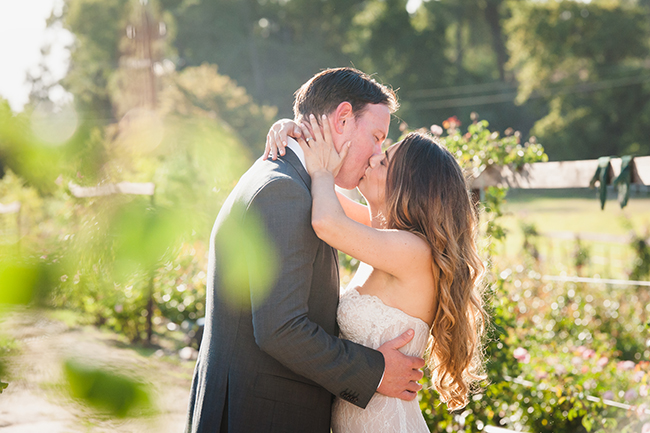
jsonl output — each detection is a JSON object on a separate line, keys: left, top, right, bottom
{"left": 385, "top": 132, "right": 487, "bottom": 411}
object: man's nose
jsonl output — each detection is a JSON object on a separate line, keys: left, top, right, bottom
{"left": 369, "top": 153, "right": 382, "bottom": 168}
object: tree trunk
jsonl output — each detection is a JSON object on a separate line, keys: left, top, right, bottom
{"left": 483, "top": 0, "right": 508, "bottom": 82}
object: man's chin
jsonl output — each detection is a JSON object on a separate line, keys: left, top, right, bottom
{"left": 333, "top": 174, "right": 358, "bottom": 190}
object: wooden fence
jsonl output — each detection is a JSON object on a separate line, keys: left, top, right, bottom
{"left": 470, "top": 155, "right": 650, "bottom": 190}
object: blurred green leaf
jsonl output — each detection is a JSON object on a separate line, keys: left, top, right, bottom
{"left": 64, "top": 359, "right": 151, "bottom": 417}
{"left": 216, "top": 205, "right": 279, "bottom": 307}
{"left": 0, "top": 258, "right": 54, "bottom": 306}
{"left": 110, "top": 201, "right": 185, "bottom": 279}
{"left": 0, "top": 262, "right": 39, "bottom": 305}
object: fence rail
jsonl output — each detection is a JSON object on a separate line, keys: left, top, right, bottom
{"left": 0, "top": 202, "right": 20, "bottom": 214}
{"left": 541, "top": 274, "right": 650, "bottom": 288}
{"left": 68, "top": 181, "right": 155, "bottom": 197}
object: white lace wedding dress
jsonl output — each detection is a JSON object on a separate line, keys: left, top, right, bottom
{"left": 331, "top": 286, "right": 431, "bottom": 433}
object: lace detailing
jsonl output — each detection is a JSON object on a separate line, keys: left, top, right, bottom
{"left": 332, "top": 288, "right": 431, "bottom": 433}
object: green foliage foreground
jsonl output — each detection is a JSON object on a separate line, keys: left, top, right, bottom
{"left": 64, "top": 359, "right": 151, "bottom": 418}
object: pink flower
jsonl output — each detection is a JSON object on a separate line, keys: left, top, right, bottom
{"left": 513, "top": 347, "right": 530, "bottom": 364}
{"left": 430, "top": 125, "right": 444, "bottom": 136}
{"left": 642, "top": 423, "right": 650, "bottom": 433}
{"left": 535, "top": 370, "right": 549, "bottom": 380}
{"left": 634, "top": 371, "right": 645, "bottom": 383}
{"left": 640, "top": 384, "right": 649, "bottom": 397}
{"left": 618, "top": 360, "right": 636, "bottom": 371}
{"left": 572, "top": 356, "right": 583, "bottom": 366}
{"left": 624, "top": 388, "right": 638, "bottom": 401}
{"left": 576, "top": 345, "right": 586, "bottom": 355}
{"left": 582, "top": 349, "right": 596, "bottom": 359}
{"left": 597, "top": 357, "right": 609, "bottom": 368}
{"left": 602, "top": 391, "right": 615, "bottom": 400}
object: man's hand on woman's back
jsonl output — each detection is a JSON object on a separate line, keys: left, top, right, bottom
{"left": 377, "top": 329, "right": 425, "bottom": 401}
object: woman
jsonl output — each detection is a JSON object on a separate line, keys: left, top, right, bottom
{"left": 265, "top": 115, "right": 487, "bottom": 432}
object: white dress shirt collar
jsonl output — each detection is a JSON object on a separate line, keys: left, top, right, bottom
{"left": 286, "top": 137, "right": 307, "bottom": 170}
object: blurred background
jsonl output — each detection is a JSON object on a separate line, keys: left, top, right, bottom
{"left": 0, "top": 0, "right": 649, "bottom": 432}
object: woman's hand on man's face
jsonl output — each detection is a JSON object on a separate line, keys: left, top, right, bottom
{"left": 296, "top": 114, "right": 350, "bottom": 178}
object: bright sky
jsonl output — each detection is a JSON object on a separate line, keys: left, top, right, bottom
{"left": 0, "top": 0, "right": 73, "bottom": 112}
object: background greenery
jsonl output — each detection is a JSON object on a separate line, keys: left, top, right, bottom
{"left": 27, "top": 0, "right": 650, "bottom": 161}
{"left": 1, "top": 0, "right": 649, "bottom": 431}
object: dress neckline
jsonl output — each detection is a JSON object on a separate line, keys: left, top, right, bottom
{"left": 348, "top": 287, "right": 431, "bottom": 330}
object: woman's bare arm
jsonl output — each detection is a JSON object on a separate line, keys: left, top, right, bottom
{"left": 297, "top": 115, "right": 430, "bottom": 279}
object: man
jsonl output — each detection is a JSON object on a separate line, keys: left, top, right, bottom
{"left": 185, "top": 67, "right": 424, "bottom": 433}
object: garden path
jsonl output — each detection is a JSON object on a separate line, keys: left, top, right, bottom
{"left": 0, "top": 310, "right": 194, "bottom": 433}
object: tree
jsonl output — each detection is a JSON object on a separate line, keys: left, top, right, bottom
{"left": 161, "top": 0, "right": 361, "bottom": 116}
{"left": 506, "top": 0, "right": 650, "bottom": 160}
{"left": 59, "top": 0, "right": 132, "bottom": 123}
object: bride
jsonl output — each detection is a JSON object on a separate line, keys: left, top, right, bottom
{"left": 265, "top": 115, "right": 488, "bottom": 432}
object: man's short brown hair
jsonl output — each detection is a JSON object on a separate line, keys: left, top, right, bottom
{"left": 293, "top": 67, "right": 399, "bottom": 122}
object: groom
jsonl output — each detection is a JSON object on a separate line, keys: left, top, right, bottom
{"left": 185, "top": 67, "right": 425, "bottom": 433}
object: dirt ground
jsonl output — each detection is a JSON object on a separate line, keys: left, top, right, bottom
{"left": 0, "top": 309, "right": 196, "bottom": 433}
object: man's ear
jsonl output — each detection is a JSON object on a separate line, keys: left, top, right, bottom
{"left": 332, "top": 102, "right": 353, "bottom": 134}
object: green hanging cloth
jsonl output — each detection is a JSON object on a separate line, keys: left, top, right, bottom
{"left": 589, "top": 156, "right": 612, "bottom": 210}
{"left": 613, "top": 155, "right": 634, "bottom": 209}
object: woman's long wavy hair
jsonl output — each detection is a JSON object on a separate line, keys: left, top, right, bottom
{"left": 385, "top": 132, "right": 487, "bottom": 411}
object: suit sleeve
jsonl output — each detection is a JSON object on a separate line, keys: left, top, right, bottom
{"left": 246, "top": 177, "right": 384, "bottom": 409}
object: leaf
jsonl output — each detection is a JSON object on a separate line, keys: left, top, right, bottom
{"left": 0, "top": 257, "right": 55, "bottom": 306}
{"left": 0, "top": 381, "right": 7, "bottom": 393}
{"left": 64, "top": 359, "right": 151, "bottom": 417}
{"left": 214, "top": 203, "right": 279, "bottom": 307}
{"left": 568, "top": 407, "right": 577, "bottom": 420}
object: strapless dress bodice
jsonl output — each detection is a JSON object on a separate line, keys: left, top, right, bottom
{"left": 332, "top": 287, "right": 431, "bottom": 433}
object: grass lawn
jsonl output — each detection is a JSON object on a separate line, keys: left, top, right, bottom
{"left": 488, "top": 188, "right": 650, "bottom": 279}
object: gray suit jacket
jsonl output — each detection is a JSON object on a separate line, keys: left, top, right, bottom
{"left": 185, "top": 149, "right": 385, "bottom": 433}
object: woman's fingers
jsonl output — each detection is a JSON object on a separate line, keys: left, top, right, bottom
{"left": 338, "top": 141, "right": 352, "bottom": 162}
{"left": 274, "top": 132, "right": 283, "bottom": 159}
{"left": 264, "top": 124, "right": 285, "bottom": 160}
{"left": 309, "top": 114, "right": 324, "bottom": 141}
{"left": 321, "top": 114, "right": 333, "bottom": 148}
{"left": 263, "top": 132, "right": 274, "bottom": 160}
{"left": 263, "top": 119, "right": 308, "bottom": 160}
{"left": 302, "top": 124, "right": 314, "bottom": 144}
{"left": 295, "top": 136, "right": 310, "bottom": 154}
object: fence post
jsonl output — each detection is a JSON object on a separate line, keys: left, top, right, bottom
{"left": 146, "top": 193, "right": 155, "bottom": 344}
